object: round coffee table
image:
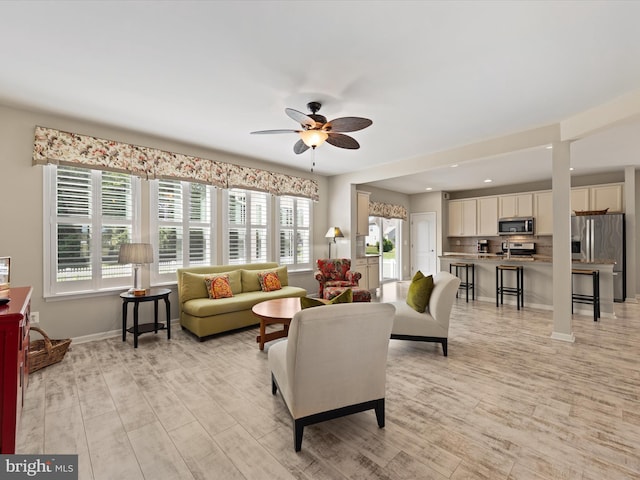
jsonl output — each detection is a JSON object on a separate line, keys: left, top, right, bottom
{"left": 252, "top": 297, "right": 304, "bottom": 351}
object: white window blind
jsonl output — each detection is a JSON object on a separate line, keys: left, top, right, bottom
{"left": 225, "top": 189, "right": 269, "bottom": 265}
{"left": 151, "top": 179, "right": 214, "bottom": 284}
{"left": 45, "top": 165, "right": 139, "bottom": 296}
{"left": 278, "top": 196, "right": 311, "bottom": 270}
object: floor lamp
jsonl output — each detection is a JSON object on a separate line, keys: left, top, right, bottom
{"left": 325, "top": 227, "right": 344, "bottom": 259}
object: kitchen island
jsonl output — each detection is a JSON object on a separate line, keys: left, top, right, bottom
{"left": 440, "top": 254, "right": 616, "bottom": 317}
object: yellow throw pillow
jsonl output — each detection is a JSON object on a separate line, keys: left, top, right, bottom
{"left": 300, "top": 288, "right": 353, "bottom": 309}
{"left": 258, "top": 271, "right": 282, "bottom": 292}
{"left": 406, "top": 271, "right": 434, "bottom": 313}
{"left": 204, "top": 274, "right": 234, "bottom": 299}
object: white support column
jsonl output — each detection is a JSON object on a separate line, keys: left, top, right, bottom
{"left": 624, "top": 166, "right": 637, "bottom": 302}
{"left": 551, "top": 141, "right": 575, "bottom": 342}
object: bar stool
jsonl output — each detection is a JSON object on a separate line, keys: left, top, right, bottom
{"left": 571, "top": 269, "right": 600, "bottom": 322}
{"left": 496, "top": 265, "right": 524, "bottom": 310}
{"left": 449, "top": 262, "right": 475, "bottom": 302}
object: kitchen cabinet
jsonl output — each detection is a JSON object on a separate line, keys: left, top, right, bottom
{"left": 571, "top": 184, "right": 624, "bottom": 213}
{"left": 477, "top": 196, "right": 499, "bottom": 236}
{"left": 356, "top": 191, "right": 370, "bottom": 236}
{"left": 591, "top": 184, "right": 623, "bottom": 212}
{"left": 571, "top": 188, "right": 590, "bottom": 213}
{"left": 448, "top": 199, "right": 477, "bottom": 237}
{"left": 499, "top": 194, "right": 533, "bottom": 218}
{"left": 355, "top": 256, "right": 380, "bottom": 291}
{"left": 0, "top": 286, "right": 31, "bottom": 454}
{"left": 534, "top": 191, "right": 553, "bottom": 235}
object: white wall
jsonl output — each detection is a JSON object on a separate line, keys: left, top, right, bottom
{"left": 0, "top": 104, "right": 328, "bottom": 339}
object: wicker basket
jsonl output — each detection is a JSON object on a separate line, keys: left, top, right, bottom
{"left": 29, "top": 326, "right": 72, "bottom": 373}
{"left": 574, "top": 208, "right": 609, "bottom": 216}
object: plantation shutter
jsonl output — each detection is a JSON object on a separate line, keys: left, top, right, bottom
{"left": 279, "top": 197, "right": 295, "bottom": 265}
{"left": 278, "top": 196, "right": 311, "bottom": 267}
{"left": 56, "top": 167, "right": 93, "bottom": 282}
{"left": 249, "top": 191, "right": 268, "bottom": 263}
{"left": 54, "top": 166, "right": 134, "bottom": 286}
{"left": 296, "top": 198, "right": 311, "bottom": 265}
{"left": 188, "top": 183, "right": 211, "bottom": 266}
{"left": 157, "top": 180, "right": 184, "bottom": 274}
{"left": 227, "top": 189, "right": 247, "bottom": 264}
{"left": 100, "top": 171, "right": 134, "bottom": 279}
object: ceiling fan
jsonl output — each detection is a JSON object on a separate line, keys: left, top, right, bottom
{"left": 250, "top": 101, "right": 373, "bottom": 155}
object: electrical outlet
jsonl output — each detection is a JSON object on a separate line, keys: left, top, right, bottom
{"left": 30, "top": 311, "right": 39, "bottom": 324}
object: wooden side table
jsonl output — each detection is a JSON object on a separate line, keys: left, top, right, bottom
{"left": 252, "top": 297, "right": 302, "bottom": 351}
{"left": 120, "top": 287, "right": 171, "bottom": 348}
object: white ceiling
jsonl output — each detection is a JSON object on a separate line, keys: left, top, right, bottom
{"left": 1, "top": 1, "right": 640, "bottom": 194}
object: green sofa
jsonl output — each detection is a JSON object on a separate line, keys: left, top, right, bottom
{"left": 177, "top": 262, "right": 307, "bottom": 340}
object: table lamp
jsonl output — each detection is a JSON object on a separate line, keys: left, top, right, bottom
{"left": 325, "top": 227, "right": 344, "bottom": 259}
{"left": 118, "top": 243, "right": 153, "bottom": 296}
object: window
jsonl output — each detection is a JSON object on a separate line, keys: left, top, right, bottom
{"left": 44, "top": 165, "right": 140, "bottom": 296}
{"left": 150, "top": 180, "right": 215, "bottom": 283}
{"left": 278, "top": 196, "right": 311, "bottom": 270}
{"left": 224, "top": 189, "right": 269, "bottom": 264}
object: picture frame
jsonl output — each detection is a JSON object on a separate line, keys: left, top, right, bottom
{"left": 0, "top": 257, "right": 10, "bottom": 291}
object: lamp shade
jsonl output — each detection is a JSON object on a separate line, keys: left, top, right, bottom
{"left": 325, "top": 227, "right": 344, "bottom": 239}
{"left": 299, "top": 129, "right": 329, "bottom": 148}
{"left": 118, "top": 243, "right": 154, "bottom": 265}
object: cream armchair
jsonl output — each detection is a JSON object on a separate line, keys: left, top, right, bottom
{"left": 389, "top": 271, "right": 460, "bottom": 356}
{"left": 268, "top": 303, "right": 395, "bottom": 451}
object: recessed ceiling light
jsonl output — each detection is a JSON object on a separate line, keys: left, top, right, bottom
{"left": 484, "top": 179, "right": 492, "bottom": 183}
{"left": 450, "top": 164, "right": 458, "bottom": 168}
{"left": 546, "top": 145, "right": 553, "bottom": 149}
{"left": 570, "top": 167, "right": 574, "bottom": 171}
{"left": 425, "top": 187, "right": 433, "bottom": 191}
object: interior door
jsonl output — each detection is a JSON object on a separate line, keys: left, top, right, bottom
{"left": 411, "top": 212, "right": 437, "bottom": 277}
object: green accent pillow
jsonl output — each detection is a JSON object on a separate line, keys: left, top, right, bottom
{"left": 331, "top": 288, "right": 353, "bottom": 304}
{"left": 411, "top": 270, "right": 425, "bottom": 282}
{"left": 406, "top": 271, "right": 434, "bottom": 313}
{"left": 300, "top": 296, "right": 325, "bottom": 309}
{"left": 300, "top": 288, "right": 353, "bottom": 309}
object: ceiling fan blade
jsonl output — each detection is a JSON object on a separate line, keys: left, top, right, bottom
{"left": 250, "top": 129, "right": 299, "bottom": 135}
{"left": 326, "top": 133, "right": 360, "bottom": 149}
{"left": 285, "top": 108, "right": 316, "bottom": 129}
{"left": 293, "top": 139, "right": 310, "bottom": 154}
{"left": 325, "top": 117, "right": 372, "bottom": 132}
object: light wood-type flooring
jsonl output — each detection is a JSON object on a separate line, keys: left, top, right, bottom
{"left": 17, "top": 283, "right": 640, "bottom": 479}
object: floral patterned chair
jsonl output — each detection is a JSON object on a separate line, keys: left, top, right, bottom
{"left": 315, "top": 258, "right": 362, "bottom": 298}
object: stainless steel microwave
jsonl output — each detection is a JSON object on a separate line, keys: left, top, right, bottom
{"left": 498, "top": 217, "right": 534, "bottom": 235}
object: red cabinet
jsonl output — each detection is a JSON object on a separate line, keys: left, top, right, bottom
{"left": 0, "top": 286, "right": 31, "bottom": 454}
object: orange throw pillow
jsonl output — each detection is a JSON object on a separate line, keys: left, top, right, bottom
{"left": 258, "top": 271, "right": 282, "bottom": 292}
{"left": 204, "top": 274, "right": 233, "bottom": 299}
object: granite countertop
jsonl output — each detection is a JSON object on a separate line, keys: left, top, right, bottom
{"left": 440, "top": 253, "right": 615, "bottom": 265}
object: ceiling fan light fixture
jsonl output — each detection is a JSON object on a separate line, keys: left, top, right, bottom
{"left": 299, "top": 129, "right": 328, "bottom": 148}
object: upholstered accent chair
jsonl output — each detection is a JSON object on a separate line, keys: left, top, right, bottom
{"left": 314, "top": 258, "right": 362, "bottom": 298}
{"left": 389, "top": 271, "right": 460, "bottom": 356}
{"left": 268, "top": 303, "right": 395, "bottom": 451}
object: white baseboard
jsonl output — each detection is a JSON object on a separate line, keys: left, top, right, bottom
{"left": 550, "top": 331, "right": 576, "bottom": 343}
{"left": 71, "top": 318, "right": 179, "bottom": 344}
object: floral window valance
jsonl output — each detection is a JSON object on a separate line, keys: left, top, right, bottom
{"left": 369, "top": 200, "right": 407, "bottom": 221}
{"left": 32, "top": 126, "right": 319, "bottom": 201}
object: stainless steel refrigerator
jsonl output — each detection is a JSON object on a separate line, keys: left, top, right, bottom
{"left": 571, "top": 213, "right": 626, "bottom": 302}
